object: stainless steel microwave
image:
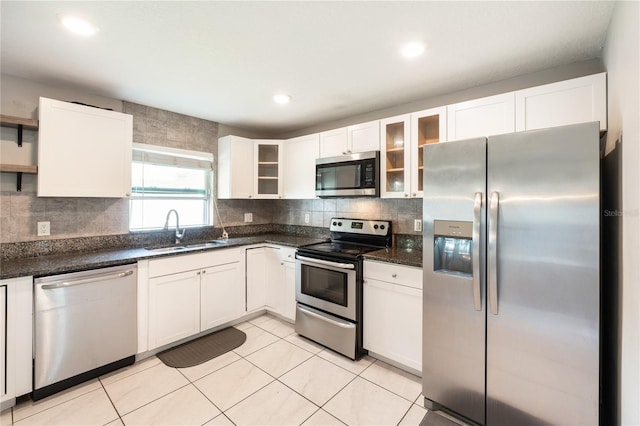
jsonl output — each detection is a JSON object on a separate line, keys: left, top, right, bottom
{"left": 315, "top": 151, "right": 380, "bottom": 198}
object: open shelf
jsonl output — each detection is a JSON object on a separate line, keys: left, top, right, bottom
{"left": 0, "top": 164, "right": 38, "bottom": 174}
{"left": 1, "top": 115, "right": 39, "bottom": 192}
{"left": 0, "top": 115, "right": 38, "bottom": 130}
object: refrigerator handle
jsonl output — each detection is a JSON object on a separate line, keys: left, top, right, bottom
{"left": 489, "top": 191, "right": 499, "bottom": 315}
{"left": 472, "top": 192, "right": 483, "bottom": 311}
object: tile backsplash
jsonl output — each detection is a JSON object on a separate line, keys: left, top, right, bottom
{"left": 0, "top": 102, "right": 423, "bottom": 244}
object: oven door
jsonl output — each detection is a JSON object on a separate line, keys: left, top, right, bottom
{"left": 295, "top": 254, "right": 357, "bottom": 321}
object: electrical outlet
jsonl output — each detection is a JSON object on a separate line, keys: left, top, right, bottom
{"left": 304, "top": 213, "right": 310, "bottom": 224}
{"left": 414, "top": 219, "right": 422, "bottom": 232}
{"left": 244, "top": 213, "right": 253, "bottom": 223}
{"left": 37, "top": 221, "right": 51, "bottom": 236}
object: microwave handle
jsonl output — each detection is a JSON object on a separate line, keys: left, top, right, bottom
{"left": 295, "top": 255, "right": 355, "bottom": 270}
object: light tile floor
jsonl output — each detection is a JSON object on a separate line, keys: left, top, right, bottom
{"left": 1, "top": 314, "right": 428, "bottom": 426}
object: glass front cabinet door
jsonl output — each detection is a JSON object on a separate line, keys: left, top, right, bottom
{"left": 410, "top": 107, "right": 446, "bottom": 198}
{"left": 380, "top": 114, "right": 411, "bottom": 198}
{"left": 254, "top": 140, "right": 283, "bottom": 198}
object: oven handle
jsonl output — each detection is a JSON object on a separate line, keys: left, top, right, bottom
{"left": 297, "top": 304, "right": 356, "bottom": 329}
{"left": 295, "top": 255, "right": 355, "bottom": 270}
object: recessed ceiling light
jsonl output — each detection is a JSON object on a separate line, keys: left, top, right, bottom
{"left": 58, "top": 14, "right": 99, "bottom": 37}
{"left": 401, "top": 42, "right": 426, "bottom": 58}
{"left": 273, "top": 94, "right": 291, "bottom": 105}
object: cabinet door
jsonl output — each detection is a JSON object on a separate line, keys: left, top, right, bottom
{"left": 218, "top": 135, "right": 254, "bottom": 199}
{"left": 515, "top": 73, "right": 607, "bottom": 132}
{"left": 380, "top": 114, "right": 411, "bottom": 198}
{"left": 254, "top": 140, "right": 283, "bottom": 199}
{"left": 319, "top": 128, "right": 349, "bottom": 158}
{"left": 245, "top": 248, "right": 267, "bottom": 312}
{"left": 265, "top": 247, "right": 284, "bottom": 315}
{"left": 148, "top": 271, "right": 200, "bottom": 349}
{"left": 283, "top": 134, "right": 319, "bottom": 199}
{"left": 410, "top": 107, "right": 446, "bottom": 198}
{"left": 447, "top": 93, "right": 515, "bottom": 142}
{"left": 348, "top": 120, "right": 380, "bottom": 153}
{"left": 363, "top": 278, "right": 422, "bottom": 373}
{"left": 201, "top": 262, "right": 244, "bottom": 331}
{"left": 0, "top": 285, "right": 5, "bottom": 397}
{"left": 38, "top": 97, "right": 133, "bottom": 198}
{"left": 282, "top": 261, "right": 296, "bottom": 322}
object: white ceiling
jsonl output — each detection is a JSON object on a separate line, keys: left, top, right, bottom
{"left": 1, "top": 1, "right": 615, "bottom": 135}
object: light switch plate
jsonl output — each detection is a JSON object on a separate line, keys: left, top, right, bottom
{"left": 37, "top": 221, "right": 51, "bottom": 236}
{"left": 304, "top": 213, "right": 310, "bottom": 224}
{"left": 244, "top": 213, "right": 253, "bottom": 223}
{"left": 414, "top": 219, "right": 422, "bottom": 232}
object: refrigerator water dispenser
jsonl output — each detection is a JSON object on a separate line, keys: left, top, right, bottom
{"left": 433, "top": 220, "right": 472, "bottom": 276}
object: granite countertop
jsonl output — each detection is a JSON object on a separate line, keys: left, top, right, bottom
{"left": 1, "top": 233, "right": 424, "bottom": 279}
{"left": 0, "top": 233, "right": 327, "bottom": 280}
{"left": 364, "top": 246, "right": 423, "bottom": 268}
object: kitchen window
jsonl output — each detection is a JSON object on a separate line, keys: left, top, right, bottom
{"left": 129, "top": 143, "right": 213, "bottom": 231}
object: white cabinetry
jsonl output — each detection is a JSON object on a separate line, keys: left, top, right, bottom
{"left": 146, "top": 249, "right": 244, "bottom": 350}
{"left": 0, "top": 276, "right": 33, "bottom": 409}
{"left": 148, "top": 271, "right": 200, "bottom": 349}
{"left": 319, "top": 121, "right": 380, "bottom": 158}
{"left": 283, "top": 134, "right": 319, "bottom": 199}
{"left": 515, "top": 72, "right": 607, "bottom": 132}
{"left": 410, "top": 107, "right": 447, "bottom": 198}
{"left": 254, "top": 140, "right": 283, "bottom": 199}
{"left": 380, "top": 109, "right": 446, "bottom": 199}
{"left": 218, "top": 137, "right": 283, "bottom": 199}
{"left": 363, "top": 261, "right": 422, "bottom": 374}
{"left": 37, "top": 97, "right": 133, "bottom": 197}
{"left": 218, "top": 135, "right": 255, "bottom": 199}
{"left": 245, "top": 245, "right": 296, "bottom": 322}
{"left": 380, "top": 115, "right": 411, "bottom": 198}
{"left": 447, "top": 92, "right": 515, "bottom": 142}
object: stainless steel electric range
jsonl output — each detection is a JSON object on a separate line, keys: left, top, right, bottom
{"left": 295, "top": 218, "right": 392, "bottom": 360}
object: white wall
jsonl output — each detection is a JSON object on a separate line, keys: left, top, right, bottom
{"left": 603, "top": 1, "right": 640, "bottom": 425}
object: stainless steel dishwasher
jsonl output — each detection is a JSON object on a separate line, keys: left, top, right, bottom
{"left": 34, "top": 264, "right": 137, "bottom": 400}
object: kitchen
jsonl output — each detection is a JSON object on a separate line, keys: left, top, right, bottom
{"left": 0, "top": 1, "right": 638, "bottom": 426}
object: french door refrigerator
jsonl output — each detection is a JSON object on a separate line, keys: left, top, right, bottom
{"left": 422, "top": 122, "right": 601, "bottom": 425}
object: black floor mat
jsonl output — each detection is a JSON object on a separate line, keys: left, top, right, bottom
{"left": 157, "top": 326, "right": 246, "bottom": 368}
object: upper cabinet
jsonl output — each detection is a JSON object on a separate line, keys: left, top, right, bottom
{"left": 38, "top": 97, "right": 133, "bottom": 198}
{"left": 515, "top": 72, "right": 607, "bottom": 132}
{"left": 380, "top": 108, "right": 446, "bottom": 198}
{"left": 283, "top": 134, "right": 319, "bottom": 199}
{"left": 447, "top": 93, "right": 515, "bottom": 142}
{"left": 254, "top": 140, "right": 283, "bottom": 199}
{"left": 410, "top": 107, "right": 447, "bottom": 198}
{"left": 380, "top": 114, "right": 411, "bottom": 198}
{"left": 218, "top": 137, "right": 283, "bottom": 199}
{"left": 319, "top": 120, "right": 380, "bottom": 158}
{"left": 218, "top": 135, "right": 255, "bottom": 199}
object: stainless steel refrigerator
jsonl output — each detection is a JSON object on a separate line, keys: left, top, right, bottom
{"left": 422, "top": 122, "right": 601, "bottom": 425}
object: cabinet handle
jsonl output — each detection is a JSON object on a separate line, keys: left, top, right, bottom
{"left": 248, "top": 195, "right": 252, "bottom": 198}
{"left": 288, "top": 254, "right": 292, "bottom": 258}
{"left": 392, "top": 273, "right": 397, "bottom": 278}
{"left": 280, "top": 262, "right": 284, "bottom": 266}
{"left": 404, "top": 193, "right": 408, "bottom": 197}
{"left": 202, "top": 270, "right": 206, "bottom": 274}
{"left": 197, "top": 271, "right": 201, "bottom": 275}
{"left": 342, "top": 151, "right": 347, "bottom": 155}
{"left": 412, "top": 193, "right": 416, "bottom": 197}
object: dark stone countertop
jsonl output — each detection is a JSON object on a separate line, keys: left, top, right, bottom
{"left": 0, "top": 233, "right": 328, "bottom": 280}
{"left": 364, "top": 246, "right": 423, "bottom": 268}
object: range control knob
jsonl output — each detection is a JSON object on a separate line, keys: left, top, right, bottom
{"left": 338, "top": 221, "right": 343, "bottom": 227}
{"left": 332, "top": 221, "right": 337, "bottom": 226}
{"left": 380, "top": 225, "right": 385, "bottom": 230}
{"left": 373, "top": 224, "right": 379, "bottom": 230}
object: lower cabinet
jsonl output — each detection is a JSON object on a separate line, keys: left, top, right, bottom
{"left": 363, "top": 261, "right": 422, "bottom": 374}
{"left": 0, "top": 276, "right": 33, "bottom": 409}
{"left": 245, "top": 245, "right": 296, "bottom": 322}
{"left": 146, "top": 249, "right": 244, "bottom": 351}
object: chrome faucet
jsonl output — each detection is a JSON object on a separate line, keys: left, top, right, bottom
{"left": 163, "top": 209, "right": 185, "bottom": 244}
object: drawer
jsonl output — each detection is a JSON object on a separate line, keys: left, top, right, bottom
{"left": 149, "top": 248, "right": 242, "bottom": 278}
{"left": 364, "top": 260, "right": 423, "bottom": 290}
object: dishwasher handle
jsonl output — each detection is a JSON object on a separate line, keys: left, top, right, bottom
{"left": 41, "top": 270, "right": 134, "bottom": 290}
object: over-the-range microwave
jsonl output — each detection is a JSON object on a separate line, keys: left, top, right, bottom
{"left": 315, "top": 151, "right": 380, "bottom": 198}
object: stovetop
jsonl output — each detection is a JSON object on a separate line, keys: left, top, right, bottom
{"left": 296, "top": 218, "right": 392, "bottom": 261}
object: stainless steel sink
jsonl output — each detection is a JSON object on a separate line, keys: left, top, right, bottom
{"left": 145, "top": 240, "right": 227, "bottom": 253}
{"left": 144, "top": 245, "right": 187, "bottom": 253}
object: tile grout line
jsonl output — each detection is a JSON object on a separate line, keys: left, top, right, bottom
{"left": 98, "top": 376, "right": 124, "bottom": 425}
